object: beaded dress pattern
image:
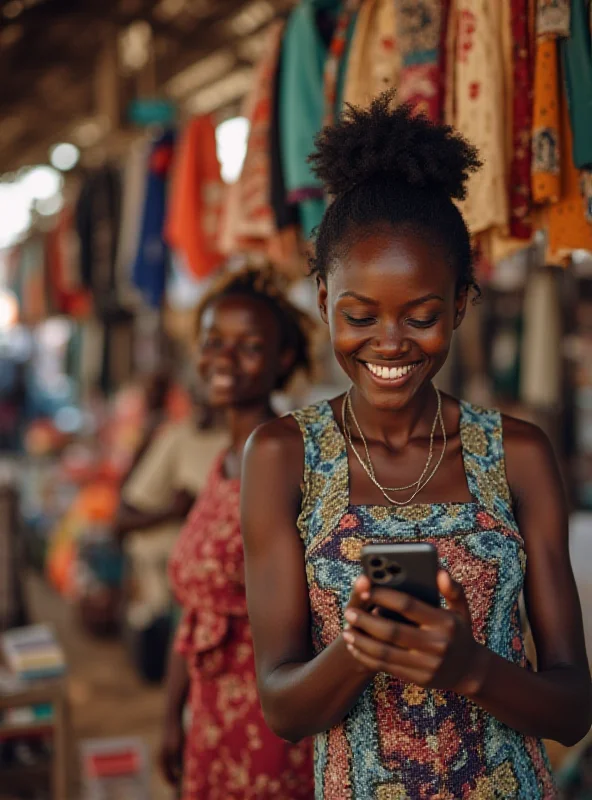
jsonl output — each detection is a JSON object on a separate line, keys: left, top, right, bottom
{"left": 291, "top": 399, "right": 556, "bottom": 800}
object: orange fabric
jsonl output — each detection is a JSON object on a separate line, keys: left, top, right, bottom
{"left": 546, "top": 92, "right": 592, "bottom": 263}
{"left": 531, "top": 37, "right": 561, "bottom": 203}
{"left": 165, "top": 116, "right": 223, "bottom": 280}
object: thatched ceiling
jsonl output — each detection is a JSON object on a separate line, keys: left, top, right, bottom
{"left": 0, "top": 0, "right": 294, "bottom": 172}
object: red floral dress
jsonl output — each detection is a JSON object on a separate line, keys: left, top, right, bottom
{"left": 169, "top": 454, "right": 314, "bottom": 800}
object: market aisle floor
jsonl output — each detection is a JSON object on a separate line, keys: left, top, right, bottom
{"left": 25, "top": 572, "right": 172, "bottom": 800}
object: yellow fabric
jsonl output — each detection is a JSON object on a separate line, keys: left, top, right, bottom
{"left": 342, "top": 0, "right": 400, "bottom": 109}
{"left": 447, "top": 0, "right": 509, "bottom": 237}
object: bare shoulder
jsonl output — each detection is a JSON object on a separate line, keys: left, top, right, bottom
{"left": 500, "top": 412, "right": 563, "bottom": 507}
{"left": 243, "top": 414, "right": 305, "bottom": 498}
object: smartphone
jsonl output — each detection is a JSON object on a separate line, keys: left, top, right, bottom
{"left": 361, "top": 543, "right": 439, "bottom": 623}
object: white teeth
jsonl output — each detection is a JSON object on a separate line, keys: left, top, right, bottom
{"left": 365, "top": 362, "right": 418, "bottom": 381}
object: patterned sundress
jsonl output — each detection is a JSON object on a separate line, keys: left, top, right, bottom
{"left": 291, "top": 399, "right": 556, "bottom": 799}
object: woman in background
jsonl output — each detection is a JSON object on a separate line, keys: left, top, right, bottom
{"left": 160, "top": 267, "right": 314, "bottom": 800}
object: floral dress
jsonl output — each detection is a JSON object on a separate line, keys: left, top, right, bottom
{"left": 291, "top": 399, "right": 556, "bottom": 800}
{"left": 169, "top": 454, "right": 314, "bottom": 800}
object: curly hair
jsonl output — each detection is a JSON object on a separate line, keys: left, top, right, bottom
{"left": 195, "top": 265, "right": 312, "bottom": 390}
{"left": 308, "top": 91, "right": 482, "bottom": 296}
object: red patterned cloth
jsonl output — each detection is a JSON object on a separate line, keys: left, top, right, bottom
{"left": 509, "top": 0, "right": 534, "bottom": 239}
{"left": 169, "top": 454, "right": 314, "bottom": 800}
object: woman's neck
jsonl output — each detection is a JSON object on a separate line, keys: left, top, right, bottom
{"left": 348, "top": 383, "right": 439, "bottom": 451}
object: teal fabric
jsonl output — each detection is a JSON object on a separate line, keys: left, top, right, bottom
{"left": 561, "top": 0, "right": 592, "bottom": 168}
{"left": 280, "top": 0, "right": 356, "bottom": 238}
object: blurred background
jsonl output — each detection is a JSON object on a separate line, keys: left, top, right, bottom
{"left": 0, "top": 0, "right": 591, "bottom": 797}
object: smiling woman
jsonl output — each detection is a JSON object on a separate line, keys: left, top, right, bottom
{"left": 241, "top": 93, "right": 592, "bottom": 800}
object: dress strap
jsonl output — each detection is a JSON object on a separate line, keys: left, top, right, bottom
{"left": 290, "top": 400, "right": 349, "bottom": 551}
{"left": 459, "top": 401, "right": 516, "bottom": 529}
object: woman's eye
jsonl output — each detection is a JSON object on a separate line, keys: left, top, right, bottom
{"left": 241, "top": 341, "right": 264, "bottom": 355}
{"left": 407, "top": 315, "right": 440, "bottom": 329}
{"left": 342, "top": 312, "right": 376, "bottom": 327}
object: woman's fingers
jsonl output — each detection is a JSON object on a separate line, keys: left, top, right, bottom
{"left": 345, "top": 637, "right": 435, "bottom": 684}
{"left": 369, "top": 587, "right": 444, "bottom": 627}
{"left": 343, "top": 627, "right": 441, "bottom": 672}
{"left": 344, "top": 607, "right": 447, "bottom": 655}
{"left": 347, "top": 575, "right": 372, "bottom": 610}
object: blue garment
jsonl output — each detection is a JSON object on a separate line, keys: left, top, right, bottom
{"left": 132, "top": 130, "right": 175, "bottom": 308}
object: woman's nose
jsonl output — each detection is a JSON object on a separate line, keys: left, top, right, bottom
{"left": 372, "top": 322, "right": 410, "bottom": 358}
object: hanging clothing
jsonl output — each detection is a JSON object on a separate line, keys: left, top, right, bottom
{"left": 132, "top": 129, "right": 175, "bottom": 308}
{"left": 322, "top": 1, "right": 359, "bottom": 124}
{"left": 75, "top": 165, "right": 122, "bottom": 315}
{"left": 291, "top": 399, "right": 555, "bottom": 799}
{"left": 116, "top": 139, "right": 149, "bottom": 300}
{"left": 561, "top": 0, "right": 592, "bottom": 169}
{"left": 531, "top": 0, "right": 570, "bottom": 204}
{"left": 169, "top": 454, "right": 314, "bottom": 800}
{"left": 446, "top": 0, "right": 509, "bottom": 237}
{"left": 165, "top": 117, "right": 222, "bottom": 281}
{"left": 394, "top": 0, "right": 448, "bottom": 121}
{"left": 342, "top": 0, "right": 401, "bottom": 109}
{"left": 509, "top": 0, "right": 535, "bottom": 238}
{"left": 280, "top": 0, "right": 353, "bottom": 239}
{"left": 45, "top": 207, "right": 91, "bottom": 318}
{"left": 546, "top": 87, "right": 592, "bottom": 262}
{"left": 219, "top": 22, "right": 284, "bottom": 257}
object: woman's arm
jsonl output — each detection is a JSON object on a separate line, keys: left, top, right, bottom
{"left": 241, "top": 418, "right": 372, "bottom": 743}
{"left": 344, "top": 419, "right": 592, "bottom": 747}
{"left": 159, "top": 632, "right": 190, "bottom": 786}
{"left": 114, "top": 490, "right": 194, "bottom": 538}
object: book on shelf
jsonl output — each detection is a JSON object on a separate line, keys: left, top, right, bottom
{"left": 1, "top": 624, "right": 66, "bottom": 682}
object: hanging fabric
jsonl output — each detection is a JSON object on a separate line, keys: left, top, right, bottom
{"left": 531, "top": 0, "right": 570, "bottom": 204}
{"left": 280, "top": 0, "right": 356, "bottom": 239}
{"left": 132, "top": 129, "right": 175, "bottom": 308}
{"left": 546, "top": 87, "right": 592, "bottom": 263}
{"left": 74, "top": 165, "right": 122, "bottom": 315}
{"left": 116, "top": 139, "right": 149, "bottom": 299}
{"left": 323, "top": 0, "right": 360, "bottom": 124}
{"left": 343, "top": 0, "right": 401, "bottom": 109}
{"left": 45, "top": 207, "right": 91, "bottom": 318}
{"left": 394, "top": 0, "right": 448, "bottom": 121}
{"left": 165, "top": 117, "right": 222, "bottom": 281}
{"left": 219, "top": 21, "right": 284, "bottom": 257}
{"left": 561, "top": 0, "right": 592, "bottom": 169}
{"left": 446, "top": 0, "right": 508, "bottom": 237}
{"left": 508, "top": 0, "right": 534, "bottom": 238}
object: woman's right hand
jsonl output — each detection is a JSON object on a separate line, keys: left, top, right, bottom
{"left": 159, "top": 716, "right": 184, "bottom": 787}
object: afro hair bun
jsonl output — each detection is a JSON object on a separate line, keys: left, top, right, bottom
{"left": 309, "top": 91, "right": 482, "bottom": 201}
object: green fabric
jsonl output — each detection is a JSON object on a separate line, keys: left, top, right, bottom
{"left": 280, "top": 0, "right": 357, "bottom": 238}
{"left": 561, "top": 0, "right": 592, "bottom": 168}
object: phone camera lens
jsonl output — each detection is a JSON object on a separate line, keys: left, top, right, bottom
{"left": 387, "top": 563, "right": 402, "bottom": 576}
{"left": 372, "top": 569, "right": 387, "bottom": 583}
{"left": 370, "top": 557, "right": 384, "bottom": 569}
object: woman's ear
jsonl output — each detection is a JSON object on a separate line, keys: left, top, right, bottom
{"left": 317, "top": 278, "right": 329, "bottom": 324}
{"left": 454, "top": 289, "right": 468, "bottom": 330}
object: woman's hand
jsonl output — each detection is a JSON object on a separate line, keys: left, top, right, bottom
{"left": 343, "top": 571, "right": 489, "bottom": 694}
{"left": 159, "top": 715, "right": 185, "bottom": 787}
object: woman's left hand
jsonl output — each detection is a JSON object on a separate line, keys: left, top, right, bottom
{"left": 343, "top": 570, "right": 487, "bottom": 695}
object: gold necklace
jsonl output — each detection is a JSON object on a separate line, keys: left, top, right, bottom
{"left": 341, "top": 386, "right": 448, "bottom": 506}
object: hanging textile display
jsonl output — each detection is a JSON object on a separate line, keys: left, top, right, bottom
{"left": 116, "top": 139, "right": 149, "bottom": 298}
{"left": 446, "top": 0, "right": 508, "bottom": 237}
{"left": 75, "top": 165, "right": 122, "bottom": 314}
{"left": 280, "top": 0, "right": 356, "bottom": 239}
{"left": 219, "top": 21, "right": 284, "bottom": 256}
{"left": 165, "top": 117, "right": 222, "bottom": 281}
{"left": 45, "top": 208, "right": 91, "bottom": 319}
{"left": 561, "top": 0, "right": 592, "bottom": 170}
{"left": 508, "top": 0, "right": 534, "bottom": 239}
{"left": 132, "top": 129, "right": 175, "bottom": 308}
{"left": 546, "top": 89, "right": 592, "bottom": 262}
{"left": 394, "top": 0, "right": 448, "bottom": 121}
{"left": 531, "top": 1, "right": 570, "bottom": 204}
{"left": 342, "top": 0, "right": 400, "bottom": 109}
